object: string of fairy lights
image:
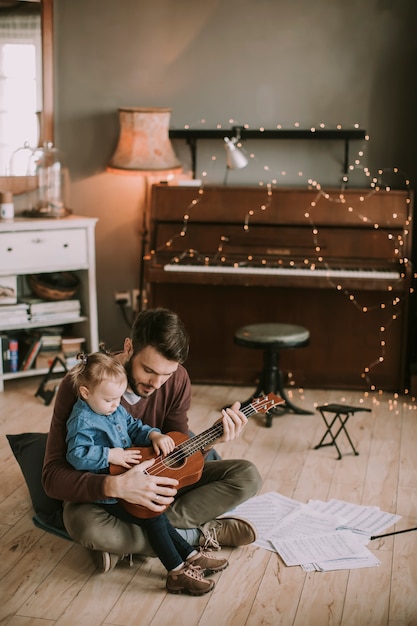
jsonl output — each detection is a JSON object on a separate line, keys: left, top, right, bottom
{"left": 150, "top": 119, "right": 416, "bottom": 405}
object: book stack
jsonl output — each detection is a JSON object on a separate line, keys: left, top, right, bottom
{"left": 35, "top": 327, "right": 64, "bottom": 370}
{"left": 0, "top": 303, "right": 29, "bottom": 328}
{"left": 12, "top": 326, "right": 63, "bottom": 371}
{"left": 20, "top": 297, "right": 81, "bottom": 324}
{"left": 39, "top": 328, "right": 63, "bottom": 350}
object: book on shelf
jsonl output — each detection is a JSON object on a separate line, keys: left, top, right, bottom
{"left": 0, "top": 303, "right": 29, "bottom": 312}
{"left": 39, "top": 339, "right": 62, "bottom": 352}
{"left": 0, "top": 303, "right": 29, "bottom": 325}
{"left": 16, "top": 297, "right": 81, "bottom": 325}
{"left": 0, "top": 314, "right": 29, "bottom": 326}
{"left": 30, "top": 312, "right": 82, "bottom": 325}
{"left": 0, "top": 334, "right": 19, "bottom": 373}
{"left": 20, "top": 297, "right": 81, "bottom": 314}
{"left": 19, "top": 337, "right": 43, "bottom": 371}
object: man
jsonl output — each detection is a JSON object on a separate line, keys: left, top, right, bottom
{"left": 43, "top": 308, "right": 262, "bottom": 572}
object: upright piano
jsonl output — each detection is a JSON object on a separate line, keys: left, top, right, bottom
{"left": 145, "top": 184, "right": 413, "bottom": 392}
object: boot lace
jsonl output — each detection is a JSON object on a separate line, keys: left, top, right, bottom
{"left": 202, "top": 527, "right": 220, "bottom": 551}
{"left": 184, "top": 563, "right": 205, "bottom": 580}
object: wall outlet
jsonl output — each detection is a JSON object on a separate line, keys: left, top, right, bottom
{"left": 132, "top": 289, "right": 140, "bottom": 312}
{"left": 114, "top": 290, "right": 131, "bottom": 307}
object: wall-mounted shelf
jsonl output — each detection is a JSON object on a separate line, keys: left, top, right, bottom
{"left": 169, "top": 127, "right": 367, "bottom": 178}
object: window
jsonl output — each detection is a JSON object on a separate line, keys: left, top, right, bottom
{"left": 0, "top": 14, "right": 41, "bottom": 175}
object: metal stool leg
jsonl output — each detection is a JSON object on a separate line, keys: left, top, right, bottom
{"left": 253, "top": 349, "right": 312, "bottom": 425}
{"left": 314, "top": 412, "right": 345, "bottom": 459}
{"left": 335, "top": 413, "right": 359, "bottom": 457}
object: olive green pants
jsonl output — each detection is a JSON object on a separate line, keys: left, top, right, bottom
{"left": 63, "top": 459, "right": 262, "bottom": 556}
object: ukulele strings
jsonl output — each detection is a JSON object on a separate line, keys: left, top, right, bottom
{"left": 144, "top": 398, "right": 272, "bottom": 478}
{"left": 148, "top": 401, "right": 264, "bottom": 475}
{"left": 146, "top": 423, "right": 224, "bottom": 477}
{"left": 145, "top": 398, "right": 275, "bottom": 476}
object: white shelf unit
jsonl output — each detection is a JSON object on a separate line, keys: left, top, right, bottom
{"left": 0, "top": 215, "right": 99, "bottom": 391}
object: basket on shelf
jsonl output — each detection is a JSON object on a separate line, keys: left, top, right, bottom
{"left": 28, "top": 272, "right": 80, "bottom": 301}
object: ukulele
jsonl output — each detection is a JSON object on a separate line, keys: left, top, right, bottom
{"left": 109, "top": 392, "right": 283, "bottom": 519}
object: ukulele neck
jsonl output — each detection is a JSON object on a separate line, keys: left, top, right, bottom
{"left": 176, "top": 396, "right": 277, "bottom": 459}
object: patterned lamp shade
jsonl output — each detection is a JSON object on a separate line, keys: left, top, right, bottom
{"left": 107, "top": 107, "right": 182, "bottom": 172}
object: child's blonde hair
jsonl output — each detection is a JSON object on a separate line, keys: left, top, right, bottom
{"left": 70, "top": 351, "right": 127, "bottom": 395}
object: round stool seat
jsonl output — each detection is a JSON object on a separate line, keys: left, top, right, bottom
{"left": 234, "top": 322, "right": 312, "bottom": 424}
{"left": 234, "top": 323, "right": 310, "bottom": 350}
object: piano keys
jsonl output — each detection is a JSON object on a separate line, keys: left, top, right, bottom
{"left": 163, "top": 262, "right": 403, "bottom": 283}
{"left": 145, "top": 184, "right": 413, "bottom": 392}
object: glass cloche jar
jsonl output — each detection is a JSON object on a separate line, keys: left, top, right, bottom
{"left": 28, "top": 142, "right": 70, "bottom": 217}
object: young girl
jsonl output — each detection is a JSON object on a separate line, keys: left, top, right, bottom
{"left": 65, "top": 351, "right": 228, "bottom": 595}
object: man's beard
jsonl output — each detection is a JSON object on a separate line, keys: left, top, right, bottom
{"left": 125, "top": 357, "right": 142, "bottom": 397}
{"left": 125, "top": 357, "right": 154, "bottom": 398}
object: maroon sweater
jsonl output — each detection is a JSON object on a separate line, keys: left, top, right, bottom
{"left": 42, "top": 364, "right": 192, "bottom": 503}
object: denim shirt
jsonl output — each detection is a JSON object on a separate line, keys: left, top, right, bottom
{"left": 66, "top": 397, "right": 160, "bottom": 503}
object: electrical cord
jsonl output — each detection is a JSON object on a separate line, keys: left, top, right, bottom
{"left": 116, "top": 301, "right": 134, "bottom": 330}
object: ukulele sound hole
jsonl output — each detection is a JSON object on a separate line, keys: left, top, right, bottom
{"left": 165, "top": 447, "right": 186, "bottom": 469}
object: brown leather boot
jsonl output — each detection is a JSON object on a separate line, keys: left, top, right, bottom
{"left": 199, "top": 517, "right": 257, "bottom": 550}
{"left": 187, "top": 548, "right": 229, "bottom": 574}
{"left": 166, "top": 563, "right": 215, "bottom": 595}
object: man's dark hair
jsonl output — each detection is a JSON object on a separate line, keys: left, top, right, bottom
{"left": 130, "top": 308, "right": 189, "bottom": 364}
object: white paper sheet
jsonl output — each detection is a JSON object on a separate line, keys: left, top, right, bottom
{"left": 307, "top": 498, "right": 402, "bottom": 535}
{"left": 219, "top": 491, "right": 302, "bottom": 540}
{"left": 271, "top": 529, "right": 371, "bottom": 567}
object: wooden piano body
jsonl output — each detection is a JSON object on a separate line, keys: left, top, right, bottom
{"left": 145, "top": 184, "right": 413, "bottom": 392}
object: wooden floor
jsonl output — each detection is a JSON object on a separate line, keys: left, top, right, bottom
{"left": 1, "top": 378, "right": 417, "bottom": 626}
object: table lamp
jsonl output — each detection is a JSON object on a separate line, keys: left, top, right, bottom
{"left": 107, "top": 107, "right": 182, "bottom": 313}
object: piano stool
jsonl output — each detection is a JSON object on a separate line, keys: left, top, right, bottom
{"left": 234, "top": 323, "right": 313, "bottom": 427}
{"left": 314, "top": 403, "right": 372, "bottom": 460}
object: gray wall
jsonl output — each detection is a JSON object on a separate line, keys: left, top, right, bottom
{"left": 53, "top": 0, "right": 417, "bottom": 350}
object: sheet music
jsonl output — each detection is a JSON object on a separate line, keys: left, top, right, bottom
{"left": 302, "top": 552, "right": 381, "bottom": 572}
{"left": 270, "top": 530, "right": 371, "bottom": 567}
{"left": 219, "top": 491, "right": 400, "bottom": 570}
{"left": 265, "top": 507, "right": 340, "bottom": 542}
{"left": 219, "top": 491, "right": 302, "bottom": 543}
{"left": 306, "top": 498, "right": 402, "bottom": 535}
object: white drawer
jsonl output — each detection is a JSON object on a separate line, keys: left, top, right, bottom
{"left": 0, "top": 228, "right": 88, "bottom": 273}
